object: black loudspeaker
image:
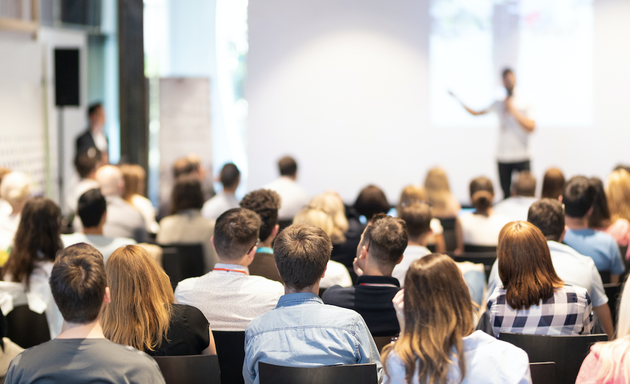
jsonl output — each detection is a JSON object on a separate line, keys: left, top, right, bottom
{"left": 54, "top": 49, "right": 80, "bottom": 107}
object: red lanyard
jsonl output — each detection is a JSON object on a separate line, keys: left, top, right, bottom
{"left": 213, "top": 268, "right": 248, "bottom": 275}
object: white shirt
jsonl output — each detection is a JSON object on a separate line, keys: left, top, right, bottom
{"left": 62, "top": 233, "right": 136, "bottom": 263}
{"left": 174, "top": 263, "right": 284, "bottom": 331}
{"left": 131, "top": 195, "right": 160, "bottom": 234}
{"left": 492, "top": 196, "right": 537, "bottom": 223}
{"left": 92, "top": 130, "right": 108, "bottom": 153}
{"left": 0, "top": 214, "right": 20, "bottom": 244}
{"left": 320, "top": 260, "right": 352, "bottom": 289}
{"left": 392, "top": 245, "right": 431, "bottom": 286}
{"left": 488, "top": 90, "right": 535, "bottom": 163}
{"left": 201, "top": 192, "right": 240, "bottom": 221}
{"left": 459, "top": 212, "right": 510, "bottom": 246}
{"left": 263, "top": 177, "right": 309, "bottom": 220}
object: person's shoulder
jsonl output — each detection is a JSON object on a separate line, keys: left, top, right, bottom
{"left": 321, "top": 285, "right": 353, "bottom": 303}
{"left": 469, "top": 331, "right": 528, "bottom": 359}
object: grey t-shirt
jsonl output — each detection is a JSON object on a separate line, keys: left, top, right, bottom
{"left": 4, "top": 338, "right": 165, "bottom": 384}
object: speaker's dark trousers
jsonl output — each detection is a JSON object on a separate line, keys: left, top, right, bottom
{"left": 498, "top": 160, "right": 531, "bottom": 199}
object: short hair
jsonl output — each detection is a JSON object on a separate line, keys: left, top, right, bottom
{"left": 0, "top": 172, "right": 30, "bottom": 207}
{"left": 399, "top": 202, "right": 432, "bottom": 240}
{"left": 502, "top": 68, "right": 513, "bottom": 78}
{"left": 541, "top": 168, "right": 565, "bottom": 200}
{"left": 278, "top": 156, "right": 297, "bottom": 177}
{"left": 354, "top": 185, "right": 389, "bottom": 218}
{"left": 74, "top": 150, "right": 101, "bottom": 178}
{"left": 469, "top": 177, "right": 494, "bottom": 211}
{"left": 274, "top": 223, "right": 332, "bottom": 290}
{"left": 213, "top": 208, "right": 261, "bottom": 260}
{"left": 88, "top": 102, "right": 103, "bottom": 118}
{"left": 527, "top": 199, "right": 565, "bottom": 241}
{"left": 172, "top": 157, "right": 196, "bottom": 179}
{"left": 240, "top": 189, "right": 281, "bottom": 242}
{"left": 563, "top": 176, "right": 596, "bottom": 218}
{"left": 362, "top": 215, "right": 408, "bottom": 267}
{"left": 78, "top": 189, "right": 107, "bottom": 228}
{"left": 220, "top": 163, "right": 240, "bottom": 189}
{"left": 170, "top": 175, "right": 204, "bottom": 214}
{"left": 513, "top": 171, "right": 536, "bottom": 197}
{"left": 49, "top": 243, "right": 107, "bottom": 324}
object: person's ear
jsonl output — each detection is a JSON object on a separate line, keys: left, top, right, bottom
{"left": 211, "top": 236, "right": 216, "bottom": 252}
{"left": 320, "top": 264, "right": 327, "bottom": 279}
{"left": 358, "top": 244, "right": 369, "bottom": 260}
{"left": 270, "top": 225, "right": 280, "bottom": 240}
{"left": 100, "top": 211, "right": 108, "bottom": 226}
{"left": 103, "top": 287, "right": 111, "bottom": 304}
{"left": 558, "top": 195, "right": 563, "bottom": 203}
{"left": 247, "top": 243, "right": 257, "bottom": 258}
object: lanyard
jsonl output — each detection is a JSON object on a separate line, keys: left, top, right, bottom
{"left": 213, "top": 268, "right": 248, "bottom": 275}
{"left": 359, "top": 283, "right": 399, "bottom": 288}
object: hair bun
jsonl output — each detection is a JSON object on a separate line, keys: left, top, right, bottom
{"left": 472, "top": 190, "right": 493, "bottom": 210}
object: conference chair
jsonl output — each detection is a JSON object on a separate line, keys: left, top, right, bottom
{"left": 598, "top": 270, "right": 611, "bottom": 284}
{"left": 464, "top": 244, "right": 497, "bottom": 253}
{"left": 452, "top": 252, "right": 496, "bottom": 280}
{"left": 604, "top": 283, "right": 622, "bottom": 328}
{"left": 212, "top": 330, "right": 246, "bottom": 384}
{"left": 437, "top": 217, "right": 458, "bottom": 252}
{"left": 499, "top": 332, "right": 608, "bottom": 384}
{"left": 373, "top": 336, "right": 395, "bottom": 353}
{"left": 5, "top": 304, "right": 51, "bottom": 349}
{"left": 277, "top": 219, "right": 293, "bottom": 232}
{"left": 153, "top": 354, "right": 221, "bottom": 384}
{"left": 159, "top": 243, "right": 205, "bottom": 289}
{"left": 529, "top": 362, "right": 557, "bottom": 384}
{"left": 258, "top": 362, "right": 379, "bottom": 384}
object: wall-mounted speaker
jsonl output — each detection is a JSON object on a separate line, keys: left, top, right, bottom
{"left": 54, "top": 49, "right": 80, "bottom": 107}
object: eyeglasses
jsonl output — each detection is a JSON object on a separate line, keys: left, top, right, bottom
{"left": 248, "top": 239, "right": 260, "bottom": 255}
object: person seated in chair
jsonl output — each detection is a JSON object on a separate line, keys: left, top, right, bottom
{"left": 492, "top": 171, "right": 537, "bottom": 222}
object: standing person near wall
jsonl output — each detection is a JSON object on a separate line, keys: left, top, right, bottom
{"left": 76, "top": 103, "right": 109, "bottom": 165}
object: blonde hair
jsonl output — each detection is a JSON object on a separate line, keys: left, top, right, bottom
{"left": 397, "top": 185, "right": 427, "bottom": 212}
{"left": 424, "top": 168, "right": 456, "bottom": 216}
{"left": 119, "top": 164, "right": 146, "bottom": 203}
{"left": 308, "top": 192, "right": 348, "bottom": 244}
{"left": 102, "top": 245, "right": 174, "bottom": 352}
{"left": 0, "top": 172, "right": 30, "bottom": 209}
{"left": 606, "top": 170, "right": 630, "bottom": 222}
{"left": 293, "top": 207, "right": 335, "bottom": 240}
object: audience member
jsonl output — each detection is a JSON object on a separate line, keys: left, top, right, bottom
{"left": 157, "top": 175, "right": 217, "bottom": 271}
{"left": 158, "top": 154, "right": 210, "bottom": 221}
{"left": 67, "top": 150, "right": 101, "bottom": 214}
{"left": 62, "top": 189, "right": 136, "bottom": 262}
{"left": 0, "top": 172, "right": 30, "bottom": 242}
{"left": 0, "top": 167, "right": 11, "bottom": 216}
{"left": 562, "top": 176, "right": 624, "bottom": 282}
{"left": 103, "top": 245, "right": 215, "bottom": 356}
{"left": 493, "top": 170, "right": 537, "bottom": 221}
{"left": 424, "top": 168, "right": 463, "bottom": 254}
{"left": 590, "top": 176, "right": 630, "bottom": 258}
{"left": 120, "top": 164, "right": 159, "bottom": 234}
{"left": 2, "top": 197, "right": 64, "bottom": 338}
{"left": 76, "top": 103, "right": 109, "bottom": 164}
{"left": 382, "top": 254, "right": 531, "bottom": 384}
{"left": 202, "top": 163, "right": 241, "bottom": 220}
{"left": 239, "top": 189, "right": 283, "bottom": 282}
{"left": 606, "top": 169, "right": 630, "bottom": 260}
{"left": 541, "top": 167, "right": 565, "bottom": 200}
{"left": 323, "top": 214, "right": 406, "bottom": 337}
{"left": 392, "top": 202, "right": 432, "bottom": 285}
{"left": 354, "top": 185, "right": 390, "bottom": 221}
{"left": 487, "top": 221, "right": 593, "bottom": 337}
{"left": 459, "top": 177, "right": 508, "bottom": 246}
{"left": 263, "top": 156, "right": 309, "bottom": 220}
{"left": 0, "top": 307, "right": 24, "bottom": 378}
{"left": 4, "top": 243, "right": 165, "bottom": 383}
{"left": 243, "top": 223, "right": 382, "bottom": 384}
{"left": 396, "top": 185, "right": 446, "bottom": 253}
{"left": 175, "top": 208, "right": 284, "bottom": 331}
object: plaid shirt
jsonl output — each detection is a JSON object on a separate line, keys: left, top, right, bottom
{"left": 487, "top": 284, "right": 593, "bottom": 338}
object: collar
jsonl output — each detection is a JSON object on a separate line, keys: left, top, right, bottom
{"left": 213, "top": 263, "right": 249, "bottom": 275}
{"left": 357, "top": 275, "right": 400, "bottom": 288}
{"left": 276, "top": 292, "right": 322, "bottom": 308}
{"left": 257, "top": 247, "right": 274, "bottom": 255}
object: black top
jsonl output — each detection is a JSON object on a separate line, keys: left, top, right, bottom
{"left": 330, "top": 216, "right": 366, "bottom": 284}
{"left": 147, "top": 304, "right": 210, "bottom": 356}
{"left": 322, "top": 275, "right": 401, "bottom": 337}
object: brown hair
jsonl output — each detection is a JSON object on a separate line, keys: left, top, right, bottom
{"left": 274, "top": 223, "right": 332, "bottom": 290}
{"left": 354, "top": 185, "right": 389, "bottom": 218}
{"left": 120, "top": 164, "right": 146, "bottom": 202}
{"left": 220, "top": 163, "right": 240, "bottom": 188}
{"left": 589, "top": 177, "right": 612, "bottom": 229}
{"left": 307, "top": 192, "right": 349, "bottom": 244}
{"left": 213, "top": 208, "right": 261, "bottom": 260}
{"left": 382, "top": 254, "right": 474, "bottom": 384}
{"left": 170, "top": 175, "right": 204, "bottom": 214}
{"left": 102, "top": 245, "right": 174, "bottom": 352}
{"left": 397, "top": 185, "right": 427, "bottom": 213}
{"left": 240, "top": 189, "right": 281, "bottom": 242}
{"left": 399, "top": 202, "right": 432, "bottom": 240}
{"left": 607, "top": 169, "right": 630, "bottom": 222}
{"left": 541, "top": 168, "right": 565, "bottom": 200}
{"left": 497, "top": 221, "right": 563, "bottom": 310}
{"left": 278, "top": 156, "right": 297, "bottom": 177}
{"left": 172, "top": 157, "right": 197, "bottom": 179}
{"left": 361, "top": 215, "right": 408, "bottom": 267}
{"left": 513, "top": 171, "right": 537, "bottom": 197}
{"left": 469, "top": 177, "right": 494, "bottom": 211}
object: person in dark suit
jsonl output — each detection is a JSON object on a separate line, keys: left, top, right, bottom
{"left": 76, "top": 103, "right": 109, "bottom": 164}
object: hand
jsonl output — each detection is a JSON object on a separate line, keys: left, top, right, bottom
{"left": 353, "top": 257, "right": 364, "bottom": 277}
{"left": 393, "top": 289, "right": 405, "bottom": 331}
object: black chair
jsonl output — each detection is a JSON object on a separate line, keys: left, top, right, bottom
{"left": 5, "top": 305, "right": 51, "bottom": 349}
{"left": 604, "top": 283, "right": 622, "bottom": 328}
{"left": 452, "top": 252, "right": 496, "bottom": 280}
{"left": 153, "top": 354, "right": 221, "bottom": 384}
{"left": 213, "top": 331, "right": 246, "bottom": 384}
{"left": 159, "top": 243, "right": 205, "bottom": 289}
{"left": 464, "top": 244, "right": 497, "bottom": 253}
{"left": 277, "top": 219, "right": 293, "bottom": 232}
{"left": 258, "top": 362, "right": 378, "bottom": 384}
{"left": 499, "top": 333, "right": 607, "bottom": 384}
{"left": 598, "top": 270, "right": 611, "bottom": 284}
{"left": 438, "top": 217, "right": 458, "bottom": 252}
{"left": 529, "top": 362, "right": 557, "bottom": 384}
{"left": 373, "top": 336, "right": 395, "bottom": 353}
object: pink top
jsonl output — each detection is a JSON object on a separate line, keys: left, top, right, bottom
{"left": 576, "top": 347, "right": 627, "bottom": 384}
{"left": 597, "top": 219, "right": 630, "bottom": 260}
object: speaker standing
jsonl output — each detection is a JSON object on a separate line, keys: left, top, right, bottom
{"left": 76, "top": 103, "right": 109, "bottom": 165}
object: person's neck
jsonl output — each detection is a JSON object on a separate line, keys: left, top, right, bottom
{"left": 259, "top": 238, "right": 274, "bottom": 248}
{"left": 217, "top": 256, "right": 250, "bottom": 267}
{"left": 57, "top": 319, "right": 105, "bottom": 339}
{"left": 408, "top": 233, "right": 429, "bottom": 247}
{"left": 282, "top": 175, "right": 297, "bottom": 181}
{"left": 285, "top": 283, "right": 319, "bottom": 295}
{"left": 565, "top": 216, "right": 589, "bottom": 230}
{"left": 222, "top": 188, "right": 237, "bottom": 195}
{"left": 361, "top": 258, "right": 394, "bottom": 277}
{"left": 474, "top": 207, "right": 493, "bottom": 216}
{"left": 82, "top": 226, "right": 103, "bottom": 236}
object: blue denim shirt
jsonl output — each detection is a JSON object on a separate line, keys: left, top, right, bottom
{"left": 243, "top": 292, "right": 383, "bottom": 384}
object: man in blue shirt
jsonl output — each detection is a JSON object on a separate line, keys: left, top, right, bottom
{"left": 562, "top": 176, "right": 624, "bottom": 283}
{"left": 243, "top": 223, "right": 383, "bottom": 384}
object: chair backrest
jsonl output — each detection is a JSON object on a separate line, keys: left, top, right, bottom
{"left": 604, "top": 283, "right": 622, "bottom": 328}
{"left": 452, "top": 252, "right": 496, "bottom": 280}
{"left": 5, "top": 304, "right": 51, "bottom": 349}
{"left": 438, "top": 218, "right": 458, "bottom": 252}
{"left": 373, "top": 336, "right": 394, "bottom": 353}
{"left": 153, "top": 354, "right": 221, "bottom": 384}
{"left": 464, "top": 244, "right": 497, "bottom": 253}
{"left": 212, "top": 330, "right": 246, "bottom": 384}
{"left": 598, "top": 270, "right": 611, "bottom": 284}
{"left": 258, "top": 362, "right": 378, "bottom": 384}
{"left": 529, "top": 362, "right": 557, "bottom": 384}
{"left": 499, "top": 333, "right": 608, "bottom": 384}
{"left": 160, "top": 243, "right": 205, "bottom": 289}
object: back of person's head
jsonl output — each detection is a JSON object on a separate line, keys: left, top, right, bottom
{"left": 424, "top": 167, "right": 455, "bottom": 211}
{"left": 498, "top": 221, "right": 563, "bottom": 310}
{"left": 278, "top": 156, "right": 298, "bottom": 177}
{"left": 606, "top": 169, "right": 630, "bottom": 222}
{"left": 214, "top": 208, "right": 261, "bottom": 260}
{"left": 220, "top": 163, "right": 240, "bottom": 189}
{"left": 78, "top": 189, "right": 107, "bottom": 228}
{"left": 614, "top": 164, "right": 630, "bottom": 175}
{"left": 240, "top": 189, "right": 281, "bottom": 243}
{"left": 513, "top": 171, "right": 536, "bottom": 197}
{"left": 469, "top": 176, "right": 494, "bottom": 211}
{"left": 527, "top": 199, "right": 565, "bottom": 242}
{"left": 589, "top": 177, "right": 612, "bottom": 228}
{"left": 74, "top": 150, "right": 101, "bottom": 179}
{"left": 95, "top": 165, "right": 123, "bottom": 197}
{"left": 563, "top": 175, "right": 596, "bottom": 218}
{"left": 170, "top": 175, "right": 204, "bottom": 215}
{"left": 541, "top": 168, "right": 565, "bottom": 200}
{"left": 0, "top": 172, "right": 30, "bottom": 210}
{"left": 360, "top": 214, "right": 408, "bottom": 267}
{"left": 172, "top": 157, "right": 196, "bottom": 179}
{"left": 49, "top": 243, "right": 107, "bottom": 324}
{"left": 399, "top": 202, "right": 432, "bottom": 242}
{"left": 354, "top": 185, "right": 389, "bottom": 219}
{"left": 293, "top": 207, "right": 335, "bottom": 241}
{"left": 3, "top": 197, "right": 63, "bottom": 288}
{"left": 274, "top": 223, "right": 332, "bottom": 290}
{"left": 102, "top": 245, "right": 174, "bottom": 352}
{"left": 382, "top": 254, "right": 474, "bottom": 384}
{"left": 119, "top": 164, "right": 145, "bottom": 201}
{"left": 308, "top": 192, "right": 349, "bottom": 244}
{"left": 397, "top": 184, "right": 427, "bottom": 212}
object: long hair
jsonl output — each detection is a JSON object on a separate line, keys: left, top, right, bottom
{"left": 3, "top": 197, "right": 63, "bottom": 289}
{"left": 424, "top": 168, "right": 455, "bottom": 215}
{"left": 120, "top": 164, "right": 146, "bottom": 203}
{"left": 293, "top": 207, "right": 335, "bottom": 240}
{"left": 541, "top": 168, "right": 565, "bottom": 200}
{"left": 606, "top": 169, "right": 630, "bottom": 222}
{"left": 589, "top": 177, "right": 612, "bottom": 229}
{"left": 497, "top": 221, "right": 564, "bottom": 310}
{"left": 382, "top": 254, "right": 474, "bottom": 384}
{"left": 102, "top": 245, "right": 174, "bottom": 352}
{"left": 309, "top": 192, "right": 348, "bottom": 244}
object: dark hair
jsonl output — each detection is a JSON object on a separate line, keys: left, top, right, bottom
{"left": 469, "top": 177, "right": 494, "bottom": 211}
{"left": 3, "top": 197, "right": 63, "bottom": 289}
{"left": 399, "top": 202, "right": 432, "bottom": 240}
{"left": 614, "top": 164, "right": 630, "bottom": 175}
{"left": 74, "top": 150, "right": 101, "bottom": 178}
{"left": 502, "top": 68, "right": 513, "bottom": 78}
{"left": 513, "top": 171, "right": 536, "bottom": 197}
{"left": 240, "top": 189, "right": 281, "bottom": 242}
{"left": 172, "top": 157, "right": 197, "bottom": 179}
{"left": 170, "top": 175, "right": 204, "bottom": 214}
{"left": 563, "top": 176, "right": 596, "bottom": 218}
{"left": 50, "top": 243, "right": 107, "bottom": 323}
{"left": 274, "top": 223, "right": 332, "bottom": 290}
{"left": 88, "top": 103, "right": 103, "bottom": 118}
{"left": 78, "top": 189, "right": 107, "bottom": 228}
{"left": 527, "top": 199, "right": 565, "bottom": 241}
{"left": 354, "top": 185, "right": 390, "bottom": 218}
{"left": 589, "top": 177, "right": 612, "bottom": 228}
{"left": 362, "top": 215, "right": 408, "bottom": 267}
{"left": 278, "top": 156, "right": 298, "bottom": 177}
{"left": 214, "top": 208, "right": 261, "bottom": 260}
{"left": 220, "top": 163, "right": 241, "bottom": 189}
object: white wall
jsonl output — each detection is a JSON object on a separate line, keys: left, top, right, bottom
{"left": 247, "top": 0, "right": 630, "bottom": 204}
